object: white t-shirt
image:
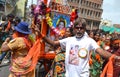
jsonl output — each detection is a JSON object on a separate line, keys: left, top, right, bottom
{"left": 59, "top": 35, "right": 100, "bottom": 77}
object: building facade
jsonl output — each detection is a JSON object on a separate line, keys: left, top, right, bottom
{"left": 0, "top": 0, "right": 27, "bottom": 21}
{"left": 68, "top": 0, "right": 103, "bottom": 30}
{"left": 0, "top": 0, "right": 5, "bottom": 18}
{"left": 51, "top": 0, "right": 103, "bottom": 30}
{"left": 15, "top": 0, "right": 27, "bottom": 18}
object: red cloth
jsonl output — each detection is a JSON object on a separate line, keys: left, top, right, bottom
{"left": 5, "top": 21, "right": 11, "bottom": 31}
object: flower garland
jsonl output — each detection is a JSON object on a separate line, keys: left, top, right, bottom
{"left": 89, "top": 51, "right": 103, "bottom": 77}
{"left": 31, "top": 0, "right": 78, "bottom": 36}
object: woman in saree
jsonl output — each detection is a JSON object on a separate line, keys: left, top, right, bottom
{"left": 1, "top": 22, "right": 35, "bottom": 77}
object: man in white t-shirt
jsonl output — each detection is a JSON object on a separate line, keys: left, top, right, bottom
{"left": 42, "top": 18, "right": 120, "bottom": 77}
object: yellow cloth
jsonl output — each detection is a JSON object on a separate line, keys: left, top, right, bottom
{"left": 8, "top": 38, "right": 35, "bottom": 77}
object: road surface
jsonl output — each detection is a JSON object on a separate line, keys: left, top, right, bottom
{"left": 0, "top": 62, "right": 47, "bottom": 77}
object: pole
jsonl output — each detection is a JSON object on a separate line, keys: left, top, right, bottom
{"left": 4, "top": 0, "right": 6, "bottom": 15}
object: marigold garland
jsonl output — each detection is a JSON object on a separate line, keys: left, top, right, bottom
{"left": 56, "top": 66, "right": 62, "bottom": 73}
{"left": 95, "top": 54, "right": 101, "bottom": 62}
{"left": 89, "top": 51, "right": 103, "bottom": 77}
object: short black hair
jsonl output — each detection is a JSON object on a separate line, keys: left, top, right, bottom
{"left": 7, "top": 14, "right": 14, "bottom": 18}
{"left": 15, "top": 17, "right": 21, "bottom": 23}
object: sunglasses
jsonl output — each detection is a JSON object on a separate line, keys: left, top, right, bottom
{"left": 75, "top": 26, "right": 84, "bottom": 30}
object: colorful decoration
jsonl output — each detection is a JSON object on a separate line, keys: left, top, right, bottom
{"left": 46, "top": 12, "right": 71, "bottom": 36}
{"left": 46, "top": 14, "right": 61, "bottom": 35}
{"left": 51, "top": 1, "right": 71, "bottom": 14}
{"left": 52, "top": 12, "right": 70, "bottom": 27}
{"left": 78, "top": 48, "right": 88, "bottom": 58}
{"left": 69, "top": 9, "right": 78, "bottom": 27}
{"left": 45, "top": 0, "right": 51, "bottom": 7}
{"left": 70, "top": 9, "right": 78, "bottom": 22}
{"left": 53, "top": 0, "right": 64, "bottom": 4}
{"left": 89, "top": 52, "right": 103, "bottom": 77}
{"left": 31, "top": 0, "right": 47, "bottom": 16}
{"left": 46, "top": 14, "right": 53, "bottom": 27}
{"left": 30, "top": 0, "right": 75, "bottom": 36}
{"left": 31, "top": 4, "right": 36, "bottom": 15}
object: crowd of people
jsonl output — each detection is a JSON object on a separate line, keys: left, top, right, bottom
{"left": 0, "top": 14, "right": 21, "bottom": 64}
{"left": 42, "top": 18, "right": 120, "bottom": 77}
{"left": 0, "top": 13, "right": 120, "bottom": 77}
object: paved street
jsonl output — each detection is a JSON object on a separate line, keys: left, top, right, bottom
{"left": 0, "top": 62, "right": 47, "bottom": 77}
{"left": 0, "top": 64, "right": 10, "bottom": 77}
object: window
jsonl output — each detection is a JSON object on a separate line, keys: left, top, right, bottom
{"left": 81, "top": 9, "right": 83, "bottom": 14}
{"left": 86, "top": 1, "right": 88, "bottom": 6}
{"left": 96, "top": 12, "right": 98, "bottom": 17}
{"left": 94, "top": 3, "right": 96, "bottom": 8}
{"left": 98, "top": 12, "right": 101, "bottom": 17}
{"left": 97, "top": 4, "right": 99, "bottom": 8}
{"left": 89, "top": 2, "right": 91, "bottom": 7}
{"left": 77, "top": 0, "right": 79, "bottom": 3}
{"left": 0, "top": 4, "right": 5, "bottom": 11}
{"left": 87, "top": 10, "right": 90, "bottom": 15}
{"left": 90, "top": 11, "right": 92, "bottom": 16}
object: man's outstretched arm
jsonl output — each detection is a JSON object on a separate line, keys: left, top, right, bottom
{"left": 42, "top": 35, "right": 60, "bottom": 47}
{"left": 96, "top": 48, "right": 120, "bottom": 60}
